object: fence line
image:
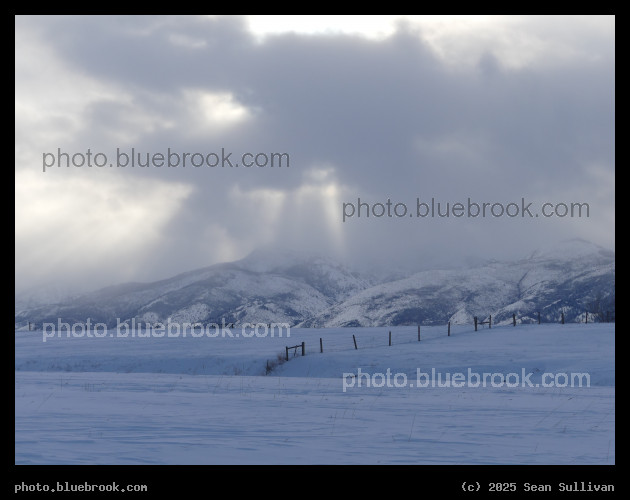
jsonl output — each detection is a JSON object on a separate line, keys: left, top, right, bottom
{"left": 278, "top": 309, "right": 615, "bottom": 364}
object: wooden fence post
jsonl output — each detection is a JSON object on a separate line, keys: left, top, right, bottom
{"left": 418, "top": 325, "right": 421, "bottom": 341}
{"left": 585, "top": 311, "right": 588, "bottom": 324}
{"left": 285, "top": 346, "right": 289, "bottom": 361}
{"left": 448, "top": 321, "right": 451, "bottom": 336}
{"left": 474, "top": 316, "right": 478, "bottom": 331}
{"left": 513, "top": 314, "right": 516, "bottom": 327}
{"left": 389, "top": 331, "right": 391, "bottom": 346}
{"left": 320, "top": 337, "right": 323, "bottom": 353}
{"left": 353, "top": 334, "right": 358, "bottom": 350}
{"left": 489, "top": 315, "right": 492, "bottom": 329}
{"left": 561, "top": 312, "right": 565, "bottom": 324}
{"left": 301, "top": 341, "right": 305, "bottom": 356}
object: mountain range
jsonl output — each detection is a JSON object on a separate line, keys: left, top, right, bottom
{"left": 15, "top": 239, "right": 614, "bottom": 329}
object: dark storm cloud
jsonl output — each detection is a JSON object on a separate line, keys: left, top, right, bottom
{"left": 15, "top": 15, "right": 614, "bottom": 295}
{"left": 39, "top": 16, "right": 613, "bottom": 191}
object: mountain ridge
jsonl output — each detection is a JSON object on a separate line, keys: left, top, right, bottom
{"left": 15, "top": 239, "right": 615, "bottom": 329}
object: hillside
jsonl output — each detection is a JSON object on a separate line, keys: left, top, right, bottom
{"left": 15, "top": 239, "right": 614, "bottom": 329}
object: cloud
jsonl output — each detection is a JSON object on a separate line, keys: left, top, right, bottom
{"left": 15, "top": 15, "right": 615, "bottom": 295}
{"left": 15, "top": 169, "right": 193, "bottom": 292}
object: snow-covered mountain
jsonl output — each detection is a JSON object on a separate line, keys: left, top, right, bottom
{"left": 15, "top": 239, "right": 614, "bottom": 329}
{"left": 14, "top": 249, "right": 375, "bottom": 328}
{"left": 301, "top": 239, "right": 614, "bottom": 327}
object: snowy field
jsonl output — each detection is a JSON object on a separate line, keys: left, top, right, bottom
{"left": 15, "top": 323, "right": 614, "bottom": 464}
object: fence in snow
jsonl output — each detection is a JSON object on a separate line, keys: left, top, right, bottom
{"left": 281, "top": 309, "right": 615, "bottom": 363}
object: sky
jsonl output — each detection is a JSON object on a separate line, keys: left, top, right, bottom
{"left": 15, "top": 15, "right": 615, "bottom": 297}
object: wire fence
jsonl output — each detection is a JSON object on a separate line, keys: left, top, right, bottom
{"left": 296, "top": 323, "right": 474, "bottom": 356}
{"left": 282, "top": 309, "right": 616, "bottom": 361}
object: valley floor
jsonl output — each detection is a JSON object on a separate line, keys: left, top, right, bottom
{"left": 15, "top": 324, "right": 614, "bottom": 464}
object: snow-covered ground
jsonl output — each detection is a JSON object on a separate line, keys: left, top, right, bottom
{"left": 15, "top": 323, "right": 614, "bottom": 464}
